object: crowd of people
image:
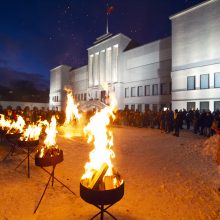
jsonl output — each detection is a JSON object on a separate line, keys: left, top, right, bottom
{"left": 113, "top": 108, "right": 220, "bottom": 137}
{"left": 1, "top": 105, "right": 220, "bottom": 138}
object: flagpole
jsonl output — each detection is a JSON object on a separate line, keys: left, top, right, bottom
{"left": 106, "top": 1, "right": 109, "bottom": 34}
{"left": 106, "top": 13, "right": 109, "bottom": 34}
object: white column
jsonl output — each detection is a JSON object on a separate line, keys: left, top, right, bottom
{"left": 99, "top": 50, "right": 106, "bottom": 84}
{"left": 94, "top": 52, "right": 99, "bottom": 86}
{"left": 88, "top": 54, "right": 94, "bottom": 87}
{"left": 112, "top": 44, "right": 118, "bottom": 82}
{"left": 106, "top": 47, "right": 112, "bottom": 83}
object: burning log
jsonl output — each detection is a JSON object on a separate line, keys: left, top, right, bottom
{"left": 88, "top": 163, "right": 109, "bottom": 189}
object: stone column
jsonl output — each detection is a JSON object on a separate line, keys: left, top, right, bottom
{"left": 112, "top": 44, "right": 118, "bottom": 82}
{"left": 99, "top": 50, "right": 106, "bottom": 84}
{"left": 88, "top": 54, "right": 94, "bottom": 87}
{"left": 94, "top": 52, "right": 99, "bottom": 86}
{"left": 106, "top": 47, "right": 112, "bottom": 83}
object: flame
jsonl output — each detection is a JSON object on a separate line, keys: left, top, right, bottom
{"left": 0, "top": 114, "right": 11, "bottom": 130}
{"left": 44, "top": 116, "right": 57, "bottom": 147}
{"left": 65, "top": 89, "right": 81, "bottom": 124}
{"left": 20, "top": 123, "right": 42, "bottom": 141}
{"left": 81, "top": 93, "right": 122, "bottom": 189}
{"left": 8, "top": 115, "right": 25, "bottom": 134}
{"left": 37, "top": 116, "right": 58, "bottom": 158}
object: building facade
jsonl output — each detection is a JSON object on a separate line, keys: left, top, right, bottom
{"left": 50, "top": 0, "right": 220, "bottom": 112}
{"left": 50, "top": 33, "right": 171, "bottom": 111}
{"left": 171, "top": 0, "right": 220, "bottom": 112}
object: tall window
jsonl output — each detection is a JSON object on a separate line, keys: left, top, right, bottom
{"left": 200, "top": 74, "right": 209, "bottom": 89}
{"left": 160, "top": 83, "right": 168, "bottom": 95}
{"left": 131, "top": 87, "right": 136, "bottom": 97}
{"left": 78, "top": 94, "right": 80, "bottom": 101}
{"left": 84, "top": 93, "right": 87, "bottom": 101}
{"left": 214, "top": 72, "right": 220, "bottom": 88}
{"left": 152, "top": 84, "right": 158, "bottom": 96}
{"left": 138, "top": 86, "right": 143, "bottom": 96}
{"left": 187, "top": 76, "right": 195, "bottom": 90}
{"left": 145, "top": 85, "right": 150, "bottom": 96}
{"left": 125, "top": 88, "right": 129, "bottom": 98}
{"left": 200, "top": 102, "right": 209, "bottom": 112}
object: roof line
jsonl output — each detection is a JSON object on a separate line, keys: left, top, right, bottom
{"left": 169, "top": 0, "right": 216, "bottom": 20}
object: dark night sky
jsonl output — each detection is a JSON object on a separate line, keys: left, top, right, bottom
{"left": 0, "top": 0, "right": 205, "bottom": 89}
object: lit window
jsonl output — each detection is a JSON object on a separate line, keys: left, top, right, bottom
{"left": 200, "top": 74, "right": 209, "bottom": 89}
{"left": 187, "top": 76, "right": 195, "bottom": 90}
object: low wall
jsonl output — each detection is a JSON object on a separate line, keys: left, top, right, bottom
{"left": 0, "top": 101, "right": 49, "bottom": 110}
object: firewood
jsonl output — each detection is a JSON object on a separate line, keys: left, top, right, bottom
{"left": 104, "top": 176, "right": 114, "bottom": 190}
{"left": 88, "top": 162, "right": 108, "bottom": 189}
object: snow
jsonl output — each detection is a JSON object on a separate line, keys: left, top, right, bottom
{"left": 0, "top": 127, "right": 220, "bottom": 220}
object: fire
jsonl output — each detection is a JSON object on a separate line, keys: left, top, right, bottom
{"left": 20, "top": 123, "right": 42, "bottom": 141}
{"left": 7, "top": 115, "right": 25, "bottom": 134}
{"left": 0, "top": 114, "right": 11, "bottom": 130}
{"left": 81, "top": 93, "right": 122, "bottom": 190}
{"left": 38, "top": 116, "right": 59, "bottom": 158}
{"left": 65, "top": 89, "right": 81, "bottom": 124}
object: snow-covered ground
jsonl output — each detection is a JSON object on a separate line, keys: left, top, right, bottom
{"left": 0, "top": 127, "right": 220, "bottom": 220}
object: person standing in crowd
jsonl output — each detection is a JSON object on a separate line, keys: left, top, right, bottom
{"left": 173, "top": 109, "right": 180, "bottom": 137}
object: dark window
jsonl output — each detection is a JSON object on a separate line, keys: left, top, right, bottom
{"left": 145, "top": 85, "right": 150, "bottom": 96}
{"left": 152, "top": 104, "right": 157, "bottom": 112}
{"left": 200, "top": 74, "right": 209, "bottom": 89}
{"left": 81, "top": 93, "right": 83, "bottom": 100}
{"left": 200, "top": 102, "right": 209, "bottom": 112}
{"left": 84, "top": 93, "right": 87, "bottom": 101}
{"left": 187, "top": 76, "right": 195, "bottom": 90}
{"left": 131, "top": 87, "right": 136, "bottom": 97}
{"left": 160, "top": 83, "right": 168, "bottom": 95}
{"left": 187, "top": 102, "right": 195, "bottom": 111}
{"left": 138, "top": 86, "right": 143, "bottom": 96}
{"left": 152, "top": 84, "right": 158, "bottom": 96}
{"left": 125, "top": 88, "right": 129, "bottom": 98}
{"left": 145, "top": 104, "right": 149, "bottom": 111}
{"left": 131, "top": 104, "right": 135, "bottom": 111}
{"left": 214, "top": 101, "right": 220, "bottom": 111}
{"left": 137, "top": 104, "right": 142, "bottom": 112}
{"left": 214, "top": 73, "right": 220, "bottom": 88}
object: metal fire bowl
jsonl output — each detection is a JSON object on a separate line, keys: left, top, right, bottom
{"left": 0, "top": 128, "right": 7, "bottom": 135}
{"left": 35, "top": 150, "right": 63, "bottom": 167}
{"left": 18, "top": 139, "right": 39, "bottom": 148}
{"left": 80, "top": 181, "right": 124, "bottom": 206}
{"left": 5, "top": 133, "right": 22, "bottom": 141}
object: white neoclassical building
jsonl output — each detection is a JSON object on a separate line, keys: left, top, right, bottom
{"left": 50, "top": 32, "right": 171, "bottom": 112}
{"left": 50, "top": 0, "right": 220, "bottom": 112}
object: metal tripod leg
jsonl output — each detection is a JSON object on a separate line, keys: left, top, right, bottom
{"left": 33, "top": 165, "right": 55, "bottom": 213}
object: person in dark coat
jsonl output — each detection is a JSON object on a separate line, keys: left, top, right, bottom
{"left": 173, "top": 109, "right": 180, "bottom": 137}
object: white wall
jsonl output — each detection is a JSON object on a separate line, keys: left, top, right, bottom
{"left": 171, "top": 0, "right": 220, "bottom": 111}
